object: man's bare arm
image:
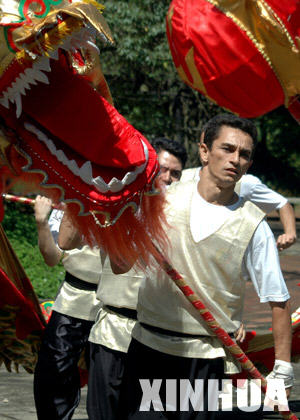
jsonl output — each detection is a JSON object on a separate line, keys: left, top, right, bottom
{"left": 34, "top": 196, "right": 62, "bottom": 267}
{"left": 277, "top": 202, "right": 297, "bottom": 251}
{"left": 268, "top": 300, "right": 293, "bottom": 395}
{"left": 270, "top": 300, "right": 292, "bottom": 362}
{"left": 58, "top": 212, "right": 83, "bottom": 250}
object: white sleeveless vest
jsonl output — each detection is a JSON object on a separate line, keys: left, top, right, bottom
{"left": 138, "top": 181, "right": 265, "bottom": 335}
{"left": 97, "top": 258, "right": 144, "bottom": 309}
{"left": 62, "top": 245, "right": 101, "bottom": 284}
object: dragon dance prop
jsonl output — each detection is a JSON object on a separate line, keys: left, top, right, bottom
{"left": 2, "top": 192, "right": 60, "bottom": 208}
{"left": 0, "top": 223, "right": 45, "bottom": 373}
{"left": 155, "top": 246, "right": 298, "bottom": 420}
{"left": 166, "top": 0, "right": 300, "bottom": 122}
{"left": 0, "top": 0, "right": 168, "bottom": 268}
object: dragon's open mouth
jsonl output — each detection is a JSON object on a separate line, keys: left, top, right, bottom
{"left": 0, "top": 0, "right": 167, "bottom": 267}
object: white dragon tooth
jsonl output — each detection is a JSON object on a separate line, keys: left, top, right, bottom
{"left": 67, "top": 160, "right": 80, "bottom": 176}
{"left": 108, "top": 178, "right": 123, "bottom": 193}
{"left": 92, "top": 176, "right": 109, "bottom": 193}
{"left": 46, "top": 139, "right": 57, "bottom": 154}
{"left": 56, "top": 149, "right": 68, "bottom": 164}
{"left": 14, "top": 92, "right": 23, "bottom": 118}
{"left": 14, "top": 77, "right": 26, "bottom": 96}
{"left": 9, "top": 81, "right": 20, "bottom": 96}
{"left": 50, "top": 49, "right": 59, "bottom": 61}
{"left": 0, "top": 94, "right": 10, "bottom": 109}
{"left": 85, "top": 40, "right": 100, "bottom": 54}
{"left": 0, "top": 98, "right": 9, "bottom": 109}
{"left": 32, "top": 69, "right": 49, "bottom": 85}
{"left": 6, "top": 87, "right": 15, "bottom": 102}
{"left": 19, "top": 73, "right": 32, "bottom": 91}
{"left": 79, "top": 161, "right": 93, "bottom": 184}
{"left": 34, "top": 57, "right": 51, "bottom": 72}
{"left": 24, "top": 68, "right": 38, "bottom": 85}
{"left": 123, "top": 171, "right": 137, "bottom": 185}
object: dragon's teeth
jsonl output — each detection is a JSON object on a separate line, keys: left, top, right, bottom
{"left": 79, "top": 161, "right": 93, "bottom": 184}
{"left": 14, "top": 92, "right": 22, "bottom": 118}
{"left": 0, "top": 93, "right": 9, "bottom": 109}
{"left": 6, "top": 87, "right": 15, "bottom": 103}
{"left": 24, "top": 68, "right": 38, "bottom": 85}
{"left": 47, "top": 139, "right": 57, "bottom": 154}
{"left": 56, "top": 150, "right": 67, "bottom": 163}
{"left": 14, "top": 77, "right": 26, "bottom": 95}
{"left": 108, "top": 178, "right": 123, "bottom": 193}
{"left": 92, "top": 176, "right": 109, "bottom": 193}
{"left": 34, "top": 57, "right": 51, "bottom": 72}
{"left": 85, "top": 40, "right": 100, "bottom": 54}
{"left": 50, "top": 49, "right": 59, "bottom": 60}
{"left": 67, "top": 160, "right": 80, "bottom": 176}
{"left": 32, "top": 69, "right": 49, "bottom": 85}
{"left": 19, "top": 73, "right": 32, "bottom": 90}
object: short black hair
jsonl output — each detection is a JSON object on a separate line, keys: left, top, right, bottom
{"left": 151, "top": 137, "right": 187, "bottom": 168}
{"left": 203, "top": 114, "right": 258, "bottom": 154}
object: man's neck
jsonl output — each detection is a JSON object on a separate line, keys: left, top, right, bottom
{"left": 197, "top": 168, "right": 238, "bottom": 206}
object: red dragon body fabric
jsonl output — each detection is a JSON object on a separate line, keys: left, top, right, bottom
{"left": 0, "top": 0, "right": 168, "bottom": 268}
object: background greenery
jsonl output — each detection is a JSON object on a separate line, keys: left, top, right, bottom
{"left": 1, "top": 0, "right": 299, "bottom": 298}
{"left": 2, "top": 202, "right": 64, "bottom": 299}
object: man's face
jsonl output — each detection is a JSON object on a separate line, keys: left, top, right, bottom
{"left": 157, "top": 150, "right": 183, "bottom": 185}
{"left": 200, "top": 126, "right": 253, "bottom": 186}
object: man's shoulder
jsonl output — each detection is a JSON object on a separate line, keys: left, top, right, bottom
{"left": 180, "top": 167, "right": 200, "bottom": 182}
{"left": 167, "top": 179, "right": 194, "bottom": 195}
{"left": 239, "top": 199, "right": 266, "bottom": 224}
{"left": 165, "top": 180, "right": 195, "bottom": 212}
{"left": 240, "top": 174, "right": 262, "bottom": 187}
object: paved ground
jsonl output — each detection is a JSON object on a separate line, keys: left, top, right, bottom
{"left": 0, "top": 221, "right": 300, "bottom": 420}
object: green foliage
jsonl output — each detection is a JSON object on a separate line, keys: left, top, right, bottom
{"left": 252, "top": 108, "right": 300, "bottom": 195}
{"left": 2, "top": 202, "right": 37, "bottom": 245}
{"left": 2, "top": 202, "right": 64, "bottom": 299}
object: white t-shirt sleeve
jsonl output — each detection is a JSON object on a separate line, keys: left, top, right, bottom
{"left": 48, "top": 209, "right": 64, "bottom": 245}
{"left": 240, "top": 174, "right": 287, "bottom": 213}
{"left": 243, "top": 220, "right": 290, "bottom": 303}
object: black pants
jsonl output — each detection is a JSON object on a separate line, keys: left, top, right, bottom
{"left": 34, "top": 310, "right": 93, "bottom": 420}
{"left": 87, "top": 343, "right": 127, "bottom": 420}
{"left": 118, "top": 338, "right": 225, "bottom": 420}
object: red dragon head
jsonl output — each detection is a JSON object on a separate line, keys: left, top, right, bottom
{"left": 0, "top": 0, "right": 168, "bottom": 267}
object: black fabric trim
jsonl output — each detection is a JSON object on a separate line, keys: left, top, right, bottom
{"left": 64, "top": 271, "right": 98, "bottom": 291}
{"left": 105, "top": 305, "right": 137, "bottom": 320}
{"left": 140, "top": 322, "right": 234, "bottom": 339}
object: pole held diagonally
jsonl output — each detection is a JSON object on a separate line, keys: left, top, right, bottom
{"left": 154, "top": 246, "right": 297, "bottom": 420}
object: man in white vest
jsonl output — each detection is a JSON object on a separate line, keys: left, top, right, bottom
{"left": 181, "top": 119, "right": 297, "bottom": 252}
{"left": 33, "top": 196, "right": 102, "bottom": 420}
{"left": 120, "top": 114, "right": 293, "bottom": 419}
